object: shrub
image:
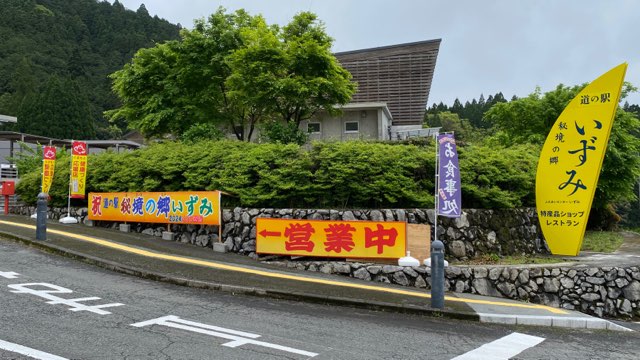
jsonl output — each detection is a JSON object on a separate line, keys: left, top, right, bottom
{"left": 311, "top": 141, "right": 433, "bottom": 208}
{"left": 459, "top": 143, "right": 539, "bottom": 208}
{"left": 16, "top": 139, "right": 539, "bottom": 209}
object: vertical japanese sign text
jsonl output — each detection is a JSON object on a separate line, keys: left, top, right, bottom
{"left": 41, "top": 146, "right": 56, "bottom": 194}
{"left": 437, "top": 133, "right": 461, "bottom": 217}
{"left": 536, "top": 63, "right": 627, "bottom": 256}
{"left": 70, "top": 141, "right": 88, "bottom": 199}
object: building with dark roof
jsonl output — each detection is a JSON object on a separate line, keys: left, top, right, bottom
{"left": 335, "top": 39, "right": 441, "bottom": 127}
{"left": 302, "top": 39, "right": 441, "bottom": 142}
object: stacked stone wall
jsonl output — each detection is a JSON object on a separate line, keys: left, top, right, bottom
{"left": 10, "top": 206, "right": 639, "bottom": 318}
{"left": 219, "top": 207, "right": 546, "bottom": 261}
{"left": 269, "top": 259, "right": 639, "bottom": 319}
{"left": 12, "top": 206, "right": 546, "bottom": 260}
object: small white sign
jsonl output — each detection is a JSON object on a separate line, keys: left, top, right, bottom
{"left": 8, "top": 283, "right": 124, "bottom": 315}
{"left": 131, "top": 315, "right": 318, "bottom": 357}
{"left": 0, "top": 114, "right": 17, "bottom": 123}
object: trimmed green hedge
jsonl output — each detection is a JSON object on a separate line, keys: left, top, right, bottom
{"left": 16, "top": 140, "right": 539, "bottom": 209}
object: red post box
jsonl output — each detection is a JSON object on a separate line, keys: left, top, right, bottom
{"left": 1, "top": 181, "right": 15, "bottom": 195}
{"left": 1, "top": 181, "right": 15, "bottom": 215}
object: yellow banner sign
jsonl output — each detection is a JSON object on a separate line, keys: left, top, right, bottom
{"left": 256, "top": 218, "right": 406, "bottom": 258}
{"left": 536, "top": 63, "right": 627, "bottom": 256}
{"left": 41, "top": 146, "right": 56, "bottom": 194}
{"left": 88, "top": 191, "right": 221, "bottom": 225}
{"left": 70, "top": 141, "right": 88, "bottom": 199}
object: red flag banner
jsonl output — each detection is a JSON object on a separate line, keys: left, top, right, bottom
{"left": 70, "top": 141, "right": 88, "bottom": 199}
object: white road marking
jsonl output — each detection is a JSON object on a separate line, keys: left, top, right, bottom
{"left": 0, "top": 271, "right": 19, "bottom": 279}
{"left": 0, "top": 339, "right": 68, "bottom": 360}
{"left": 451, "top": 332, "right": 545, "bottom": 360}
{"left": 132, "top": 315, "right": 318, "bottom": 357}
{"left": 8, "top": 283, "right": 124, "bottom": 315}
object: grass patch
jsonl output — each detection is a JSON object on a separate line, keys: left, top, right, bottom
{"left": 451, "top": 230, "right": 626, "bottom": 265}
{"left": 452, "top": 254, "right": 561, "bottom": 266}
{"left": 581, "top": 231, "right": 624, "bottom": 253}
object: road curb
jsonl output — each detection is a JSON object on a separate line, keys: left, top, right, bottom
{"left": 0, "top": 230, "right": 479, "bottom": 322}
{"left": 477, "top": 313, "right": 632, "bottom": 332}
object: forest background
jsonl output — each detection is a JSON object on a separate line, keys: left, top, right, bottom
{"left": 2, "top": 0, "right": 640, "bottom": 230}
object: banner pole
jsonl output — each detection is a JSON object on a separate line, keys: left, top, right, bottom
{"left": 218, "top": 190, "right": 222, "bottom": 242}
{"left": 60, "top": 141, "right": 78, "bottom": 224}
{"left": 67, "top": 140, "right": 72, "bottom": 218}
{"left": 41, "top": 145, "right": 45, "bottom": 194}
{"left": 434, "top": 132, "right": 439, "bottom": 244}
{"left": 430, "top": 131, "right": 446, "bottom": 309}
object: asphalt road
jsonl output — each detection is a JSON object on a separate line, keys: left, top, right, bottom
{"left": 1, "top": 238, "right": 639, "bottom": 360}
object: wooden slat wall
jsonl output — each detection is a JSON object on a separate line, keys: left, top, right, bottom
{"left": 335, "top": 40, "right": 441, "bottom": 126}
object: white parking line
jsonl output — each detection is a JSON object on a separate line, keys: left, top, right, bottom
{"left": 0, "top": 339, "right": 68, "bottom": 360}
{"left": 451, "top": 332, "right": 545, "bottom": 360}
{"left": 132, "top": 315, "right": 318, "bottom": 357}
{"left": 0, "top": 271, "right": 20, "bottom": 279}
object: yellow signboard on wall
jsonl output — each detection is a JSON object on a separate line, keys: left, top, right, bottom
{"left": 536, "top": 63, "right": 627, "bottom": 256}
{"left": 88, "top": 191, "right": 221, "bottom": 225}
{"left": 256, "top": 218, "right": 406, "bottom": 259}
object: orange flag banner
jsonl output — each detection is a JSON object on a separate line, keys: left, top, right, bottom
{"left": 41, "top": 146, "right": 56, "bottom": 194}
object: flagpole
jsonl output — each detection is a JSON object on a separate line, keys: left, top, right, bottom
{"left": 429, "top": 131, "right": 446, "bottom": 309}
{"left": 67, "top": 140, "right": 72, "bottom": 218}
{"left": 434, "top": 131, "right": 439, "bottom": 245}
{"left": 32, "top": 145, "right": 47, "bottom": 220}
{"left": 60, "top": 140, "right": 78, "bottom": 224}
{"left": 41, "top": 145, "right": 45, "bottom": 194}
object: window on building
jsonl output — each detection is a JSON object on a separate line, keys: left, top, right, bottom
{"left": 307, "top": 122, "right": 321, "bottom": 134}
{"left": 345, "top": 121, "right": 359, "bottom": 133}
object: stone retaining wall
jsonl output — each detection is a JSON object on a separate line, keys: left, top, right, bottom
{"left": 268, "top": 259, "right": 639, "bottom": 319}
{"left": 11, "top": 206, "right": 548, "bottom": 261}
{"left": 220, "top": 207, "right": 547, "bottom": 261}
{"left": 13, "top": 205, "right": 640, "bottom": 319}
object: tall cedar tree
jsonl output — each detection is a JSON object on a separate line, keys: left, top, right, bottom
{"left": 0, "top": 0, "right": 180, "bottom": 138}
{"left": 18, "top": 76, "right": 95, "bottom": 139}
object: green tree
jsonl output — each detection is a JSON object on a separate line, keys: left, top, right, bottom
{"left": 107, "top": 8, "right": 266, "bottom": 140}
{"left": 180, "top": 123, "right": 225, "bottom": 143}
{"left": 424, "top": 111, "right": 474, "bottom": 143}
{"left": 109, "top": 8, "right": 355, "bottom": 142}
{"left": 273, "top": 12, "right": 356, "bottom": 126}
{"left": 227, "top": 11, "right": 356, "bottom": 141}
{"left": 17, "top": 76, "right": 95, "bottom": 139}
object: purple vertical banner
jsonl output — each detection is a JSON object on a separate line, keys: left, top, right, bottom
{"left": 437, "top": 133, "right": 461, "bottom": 217}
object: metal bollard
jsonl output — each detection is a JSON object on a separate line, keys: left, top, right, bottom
{"left": 36, "top": 192, "right": 47, "bottom": 241}
{"left": 430, "top": 239, "right": 445, "bottom": 309}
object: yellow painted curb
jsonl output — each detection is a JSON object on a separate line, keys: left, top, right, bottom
{"left": 0, "top": 220, "right": 567, "bottom": 314}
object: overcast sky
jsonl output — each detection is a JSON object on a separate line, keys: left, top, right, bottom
{"left": 113, "top": 0, "right": 640, "bottom": 107}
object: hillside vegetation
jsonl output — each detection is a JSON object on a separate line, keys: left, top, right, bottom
{"left": 0, "top": 0, "right": 180, "bottom": 138}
